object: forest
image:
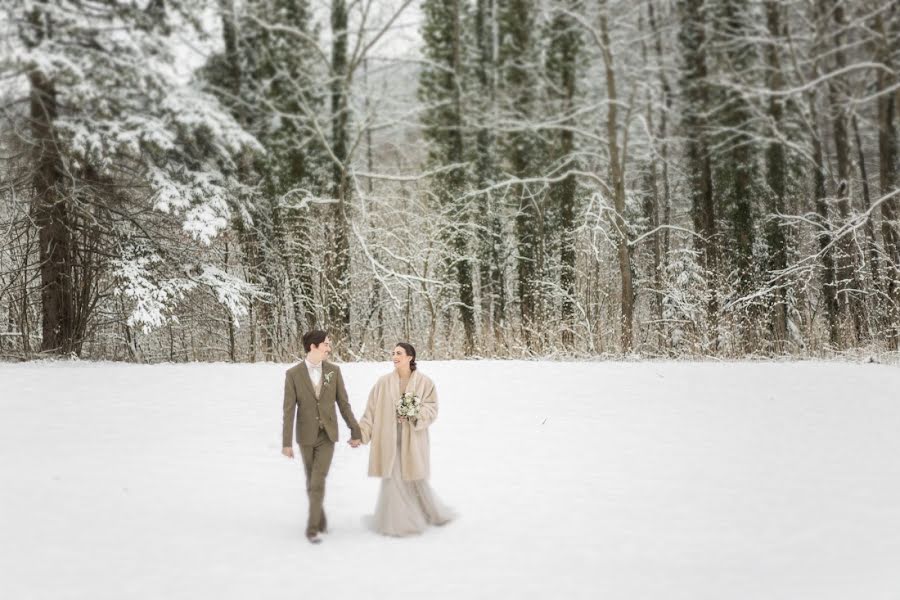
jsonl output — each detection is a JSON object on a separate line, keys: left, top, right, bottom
{"left": 1, "top": 0, "right": 898, "bottom": 361}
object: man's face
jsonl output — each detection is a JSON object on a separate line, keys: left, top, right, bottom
{"left": 314, "top": 337, "right": 332, "bottom": 359}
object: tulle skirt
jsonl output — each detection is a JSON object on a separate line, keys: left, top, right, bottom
{"left": 371, "top": 424, "right": 454, "bottom": 537}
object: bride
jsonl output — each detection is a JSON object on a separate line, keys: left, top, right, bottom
{"left": 358, "top": 342, "right": 454, "bottom": 536}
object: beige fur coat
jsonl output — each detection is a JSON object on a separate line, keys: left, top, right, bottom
{"left": 359, "top": 370, "right": 438, "bottom": 481}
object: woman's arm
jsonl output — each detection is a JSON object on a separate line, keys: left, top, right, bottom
{"left": 412, "top": 378, "right": 438, "bottom": 431}
{"left": 359, "top": 383, "right": 378, "bottom": 444}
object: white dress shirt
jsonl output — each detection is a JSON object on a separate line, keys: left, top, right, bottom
{"left": 305, "top": 358, "right": 322, "bottom": 388}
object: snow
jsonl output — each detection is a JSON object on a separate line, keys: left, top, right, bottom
{"left": 1, "top": 360, "right": 899, "bottom": 599}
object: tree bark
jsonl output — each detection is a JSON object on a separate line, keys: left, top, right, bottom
{"left": 679, "top": 0, "right": 718, "bottom": 340}
{"left": 448, "top": 0, "right": 476, "bottom": 355}
{"left": 474, "top": 0, "right": 506, "bottom": 349}
{"left": 851, "top": 113, "right": 881, "bottom": 300}
{"left": 810, "top": 100, "right": 841, "bottom": 346}
{"left": 502, "top": 0, "right": 539, "bottom": 349}
{"left": 646, "top": 0, "right": 671, "bottom": 348}
{"left": 27, "top": 9, "right": 75, "bottom": 355}
{"left": 327, "top": 0, "right": 352, "bottom": 353}
{"left": 875, "top": 8, "right": 900, "bottom": 349}
{"left": 823, "top": 0, "right": 865, "bottom": 342}
{"left": 549, "top": 3, "right": 579, "bottom": 350}
{"left": 764, "top": 0, "right": 789, "bottom": 350}
{"left": 600, "top": 4, "right": 634, "bottom": 353}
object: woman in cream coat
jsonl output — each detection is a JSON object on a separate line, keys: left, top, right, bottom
{"left": 358, "top": 342, "right": 454, "bottom": 536}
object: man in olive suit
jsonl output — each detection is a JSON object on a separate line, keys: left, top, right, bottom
{"left": 282, "top": 330, "right": 361, "bottom": 544}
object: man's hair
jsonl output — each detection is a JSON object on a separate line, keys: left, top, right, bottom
{"left": 302, "top": 330, "right": 329, "bottom": 353}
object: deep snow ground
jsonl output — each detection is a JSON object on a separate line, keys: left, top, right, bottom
{"left": 1, "top": 360, "right": 899, "bottom": 599}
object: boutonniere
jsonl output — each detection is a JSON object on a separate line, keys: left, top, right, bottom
{"left": 322, "top": 371, "right": 335, "bottom": 388}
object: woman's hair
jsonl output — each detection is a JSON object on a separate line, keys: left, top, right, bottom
{"left": 395, "top": 342, "right": 417, "bottom": 371}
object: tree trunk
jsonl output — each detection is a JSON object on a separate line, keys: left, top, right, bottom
{"left": 600, "top": 4, "right": 634, "bottom": 353}
{"left": 875, "top": 8, "right": 900, "bottom": 349}
{"left": 224, "top": 241, "right": 237, "bottom": 361}
{"left": 823, "top": 0, "right": 865, "bottom": 342}
{"left": 474, "top": 0, "right": 505, "bottom": 350}
{"left": 764, "top": 0, "right": 789, "bottom": 350}
{"left": 647, "top": 0, "right": 671, "bottom": 348}
{"left": 327, "top": 0, "right": 352, "bottom": 353}
{"left": 448, "top": 0, "right": 476, "bottom": 356}
{"left": 851, "top": 113, "right": 881, "bottom": 323}
{"left": 27, "top": 9, "right": 74, "bottom": 356}
{"left": 718, "top": 0, "right": 756, "bottom": 291}
{"left": 679, "top": 0, "right": 718, "bottom": 341}
{"left": 501, "top": 0, "right": 539, "bottom": 350}
{"left": 549, "top": 3, "right": 580, "bottom": 350}
{"left": 810, "top": 101, "right": 841, "bottom": 347}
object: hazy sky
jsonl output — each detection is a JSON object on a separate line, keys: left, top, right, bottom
{"left": 170, "top": 0, "right": 424, "bottom": 83}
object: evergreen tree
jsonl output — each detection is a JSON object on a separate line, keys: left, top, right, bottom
{"left": 12, "top": 1, "right": 257, "bottom": 355}
{"left": 762, "top": 0, "right": 793, "bottom": 350}
{"left": 710, "top": 0, "right": 759, "bottom": 293}
{"left": 545, "top": 1, "right": 581, "bottom": 349}
{"left": 874, "top": 5, "right": 900, "bottom": 348}
{"left": 678, "top": 0, "right": 719, "bottom": 343}
{"left": 472, "top": 0, "right": 507, "bottom": 347}
{"left": 498, "top": 0, "right": 544, "bottom": 348}
{"left": 420, "top": 0, "right": 476, "bottom": 355}
{"left": 326, "top": 0, "right": 352, "bottom": 351}
{"left": 204, "top": 0, "right": 327, "bottom": 351}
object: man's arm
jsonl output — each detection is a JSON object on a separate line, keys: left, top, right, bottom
{"left": 282, "top": 372, "right": 297, "bottom": 457}
{"left": 335, "top": 368, "right": 362, "bottom": 443}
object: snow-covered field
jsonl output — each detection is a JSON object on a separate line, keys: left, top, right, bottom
{"left": 2, "top": 360, "right": 899, "bottom": 599}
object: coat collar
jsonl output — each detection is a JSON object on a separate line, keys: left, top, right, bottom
{"left": 391, "top": 368, "right": 418, "bottom": 396}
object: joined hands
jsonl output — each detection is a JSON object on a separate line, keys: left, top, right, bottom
{"left": 283, "top": 441, "right": 360, "bottom": 458}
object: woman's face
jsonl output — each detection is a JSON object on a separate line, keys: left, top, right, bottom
{"left": 392, "top": 346, "right": 412, "bottom": 369}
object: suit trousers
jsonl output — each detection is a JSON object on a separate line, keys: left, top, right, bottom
{"left": 299, "top": 428, "right": 335, "bottom": 536}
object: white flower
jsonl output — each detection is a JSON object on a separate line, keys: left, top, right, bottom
{"left": 398, "top": 392, "right": 421, "bottom": 418}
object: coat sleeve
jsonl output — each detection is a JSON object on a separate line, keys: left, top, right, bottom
{"left": 282, "top": 371, "right": 297, "bottom": 447}
{"left": 334, "top": 367, "right": 362, "bottom": 440}
{"left": 412, "top": 377, "right": 438, "bottom": 431}
{"left": 359, "top": 383, "right": 378, "bottom": 445}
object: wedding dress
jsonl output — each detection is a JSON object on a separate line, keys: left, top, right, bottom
{"left": 371, "top": 377, "right": 454, "bottom": 536}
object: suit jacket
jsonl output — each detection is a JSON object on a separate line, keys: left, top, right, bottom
{"left": 282, "top": 361, "right": 361, "bottom": 447}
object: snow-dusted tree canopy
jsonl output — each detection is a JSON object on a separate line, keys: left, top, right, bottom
{"left": 1, "top": 0, "right": 898, "bottom": 361}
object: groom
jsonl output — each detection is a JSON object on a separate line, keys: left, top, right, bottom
{"left": 282, "top": 330, "right": 361, "bottom": 544}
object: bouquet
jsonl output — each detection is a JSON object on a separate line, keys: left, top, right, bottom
{"left": 397, "top": 392, "right": 422, "bottom": 419}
